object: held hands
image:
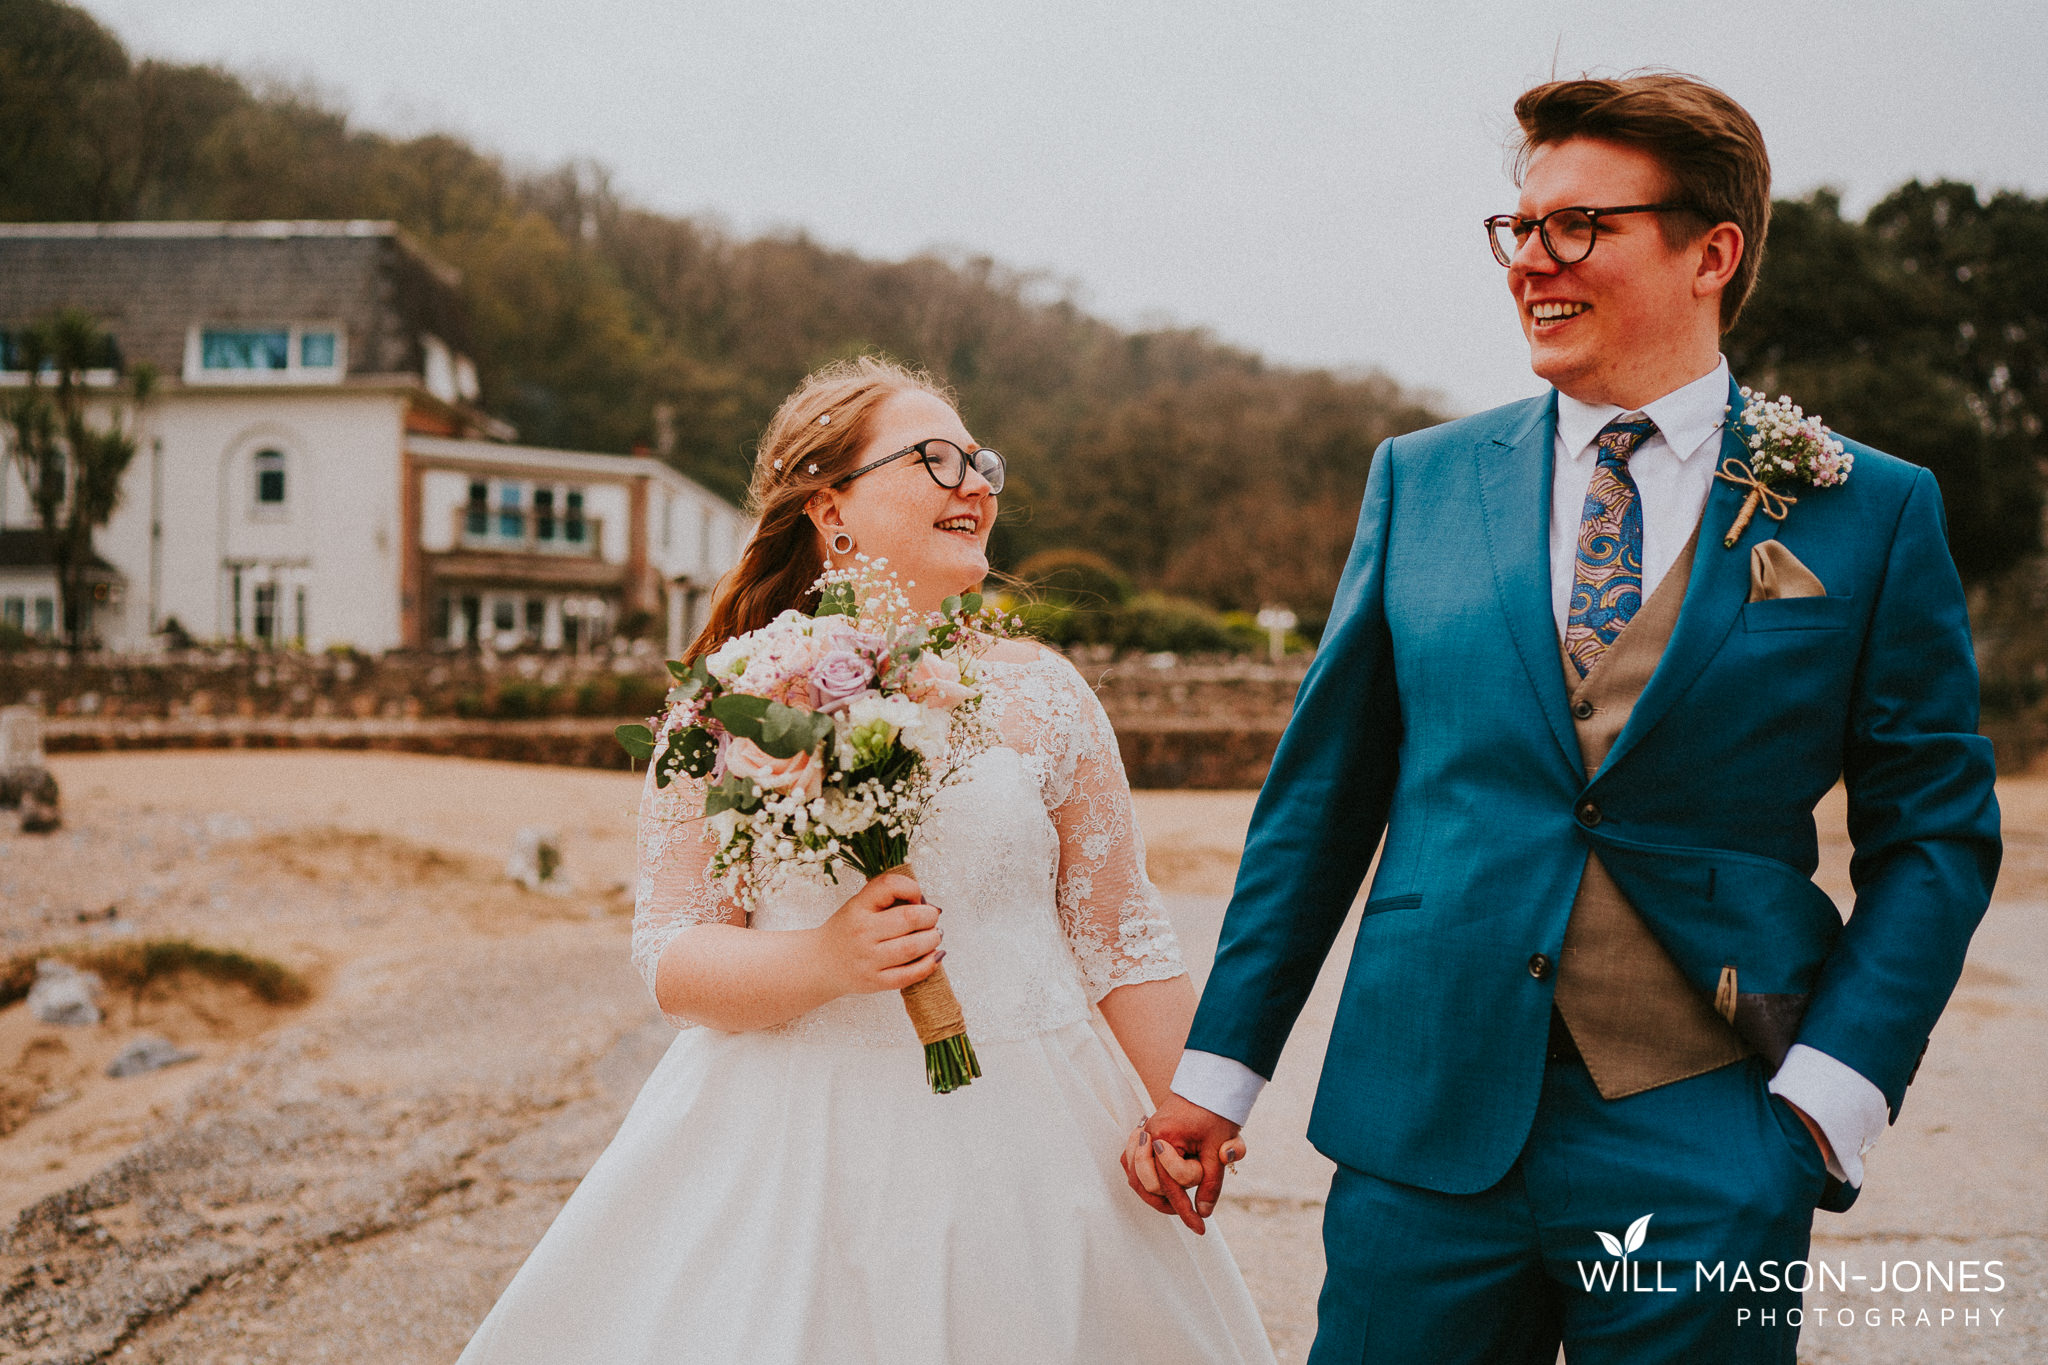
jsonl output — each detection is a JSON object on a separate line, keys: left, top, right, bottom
{"left": 812, "top": 871, "right": 944, "bottom": 998}
{"left": 1121, "top": 1093, "right": 1246, "bottom": 1236}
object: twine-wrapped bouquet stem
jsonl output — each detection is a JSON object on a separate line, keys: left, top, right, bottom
{"left": 881, "top": 860, "right": 981, "bottom": 1094}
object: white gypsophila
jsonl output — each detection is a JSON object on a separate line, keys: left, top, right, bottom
{"left": 705, "top": 807, "right": 743, "bottom": 847}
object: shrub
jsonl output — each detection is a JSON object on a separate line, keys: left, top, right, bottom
{"left": 1014, "top": 549, "right": 1133, "bottom": 608}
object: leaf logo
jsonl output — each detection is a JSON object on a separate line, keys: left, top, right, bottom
{"left": 1595, "top": 1213, "right": 1653, "bottom": 1261}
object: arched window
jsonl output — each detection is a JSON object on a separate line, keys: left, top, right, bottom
{"left": 254, "top": 449, "right": 287, "bottom": 508}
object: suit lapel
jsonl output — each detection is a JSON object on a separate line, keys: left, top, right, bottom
{"left": 1475, "top": 391, "right": 1581, "bottom": 776}
{"left": 1599, "top": 377, "right": 1782, "bottom": 776}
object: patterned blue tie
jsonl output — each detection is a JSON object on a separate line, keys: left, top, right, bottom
{"left": 1564, "top": 414, "right": 1657, "bottom": 679}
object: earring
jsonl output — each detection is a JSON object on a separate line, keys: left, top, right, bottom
{"left": 830, "top": 532, "right": 854, "bottom": 556}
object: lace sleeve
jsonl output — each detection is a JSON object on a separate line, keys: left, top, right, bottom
{"left": 632, "top": 761, "right": 743, "bottom": 1028}
{"left": 1041, "top": 660, "right": 1187, "bottom": 1000}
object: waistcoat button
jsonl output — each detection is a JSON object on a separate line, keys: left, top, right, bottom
{"left": 1528, "top": 953, "right": 1552, "bottom": 980}
{"left": 1577, "top": 801, "right": 1601, "bottom": 827}
{"left": 1572, "top": 699, "right": 1595, "bottom": 719}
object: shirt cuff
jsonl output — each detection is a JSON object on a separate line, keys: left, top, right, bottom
{"left": 1170, "top": 1050, "right": 1266, "bottom": 1127}
{"left": 1767, "top": 1043, "right": 1889, "bottom": 1187}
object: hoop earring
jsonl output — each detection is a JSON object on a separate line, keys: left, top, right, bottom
{"left": 830, "top": 532, "right": 854, "bottom": 556}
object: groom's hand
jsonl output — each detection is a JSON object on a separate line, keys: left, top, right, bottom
{"left": 1122, "top": 1094, "right": 1244, "bottom": 1236}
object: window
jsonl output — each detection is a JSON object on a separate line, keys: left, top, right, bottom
{"left": 565, "top": 490, "right": 586, "bottom": 543}
{"left": 203, "top": 330, "right": 289, "bottom": 371}
{"left": 492, "top": 598, "right": 516, "bottom": 633}
{"left": 498, "top": 484, "right": 523, "bottom": 539}
{"left": 2, "top": 597, "right": 22, "bottom": 629}
{"left": 525, "top": 597, "right": 545, "bottom": 641}
{"left": 465, "top": 481, "right": 489, "bottom": 536}
{"left": 295, "top": 586, "right": 307, "bottom": 642}
{"left": 254, "top": 449, "right": 287, "bottom": 507}
{"left": 533, "top": 488, "right": 555, "bottom": 541}
{"left": 1, "top": 328, "right": 120, "bottom": 374}
{"left": 33, "top": 598, "right": 54, "bottom": 634}
{"left": 253, "top": 582, "right": 278, "bottom": 643}
{"left": 191, "top": 324, "right": 342, "bottom": 382}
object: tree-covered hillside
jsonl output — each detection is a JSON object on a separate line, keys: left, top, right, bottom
{"left": 4, "top": 0, "right": 2043, "bottom": 623}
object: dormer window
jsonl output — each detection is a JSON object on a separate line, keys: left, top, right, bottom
{"left": 188, "top": 324, "right": 345, "bottom": 383}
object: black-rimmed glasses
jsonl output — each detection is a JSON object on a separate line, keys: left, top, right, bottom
{"left": 838, "top": 439, "right": 1005, "bottom": 495}
{"left": 1484, "top": 203, "right": 1697, "bottom": 267}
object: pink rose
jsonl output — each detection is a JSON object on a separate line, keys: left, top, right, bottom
{"left": 808, "top": 649, "right": 877, "bottom": 714}
{"left": 724, "top": 737, "right": 824, "bottom": 801}
{"left": 902, "top": 653, "right": 973, "bottom": 710}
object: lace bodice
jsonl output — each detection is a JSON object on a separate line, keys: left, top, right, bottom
{"left": 631, "top": 651, "right": 1185, "bottom": 1043}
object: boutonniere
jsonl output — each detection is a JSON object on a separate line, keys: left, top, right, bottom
{"left": 1714, "top": 387, "right": 1854, "bottom": 548}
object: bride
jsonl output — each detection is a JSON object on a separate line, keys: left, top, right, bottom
{"left": 456, "top": 356, "right": 1275, "bottom": 1364}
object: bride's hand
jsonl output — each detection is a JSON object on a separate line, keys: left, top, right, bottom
{"left": 811, "top": 870, "right": 944, "bottom": 998}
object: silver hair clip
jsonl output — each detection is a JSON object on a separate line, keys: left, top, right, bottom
{"left": 818, "top": 413, "right": 832, "bottom": 426}
{"left": 773, "top": 459, "right": 784, "bottom": 470}
{"left": 807, "top": 463, "right": 818, "bottom": 474}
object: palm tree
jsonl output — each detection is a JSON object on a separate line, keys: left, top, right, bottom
{"left": 2, "top": 308, "right": 154, "bottom": 655}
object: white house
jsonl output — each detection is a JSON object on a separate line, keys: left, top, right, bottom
{"left": 0, "top": 221, "right": 750, "bottom": 657}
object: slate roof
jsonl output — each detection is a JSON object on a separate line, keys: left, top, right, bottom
{"left": 0, "top": 528, "right": 117, "bottom": 575}
{"left": 0, "top": 222, "right": 469, "bottom": 382}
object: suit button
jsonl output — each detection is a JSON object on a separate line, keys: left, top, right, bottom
{"left": 1576, "top": 801, "right": 1601, "bottom": 827}
{"left": 1528, "top": 953, "right": 1552, "bottom": 980}
{"left": 1572, "top": 699, "right": 1595, "bottom": 720}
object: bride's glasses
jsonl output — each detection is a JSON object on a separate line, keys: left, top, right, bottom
{"left": 1483, "top": 203, "right": 1697, "bottom": 267}
{"left": 838, "top": 439, "right": 1006, "bottom": 495}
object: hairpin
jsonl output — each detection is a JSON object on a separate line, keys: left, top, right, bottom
{"left": 818, "top": 414, "right": 832, "bottom": 426}
{"left": 807, "top": 463, "right": 818, "bottom": 474}
{"left": 773, "top": 459, "right": 783, "bottom": 470}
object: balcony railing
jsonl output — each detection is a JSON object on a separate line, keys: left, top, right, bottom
{"left": 452, "top": 506, "right": 605, "bottom": 557}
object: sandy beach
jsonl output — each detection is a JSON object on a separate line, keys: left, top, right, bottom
{"left": 1, "top": 751, "right": 2042, "bottom": 1363}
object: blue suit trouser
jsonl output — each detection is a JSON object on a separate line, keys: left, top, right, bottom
{"left": 1308, "top": 1054, "right": 1828, "bottom": 1364}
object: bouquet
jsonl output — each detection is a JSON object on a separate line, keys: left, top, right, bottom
{"left": 617, "top": 559, "right": 1008, "bottom": 1093}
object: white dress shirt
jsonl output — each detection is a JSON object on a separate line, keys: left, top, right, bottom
{"left": 1171, "top": 357, "right": 1890, "bottom": 1188}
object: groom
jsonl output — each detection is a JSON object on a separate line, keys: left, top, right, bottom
{"left": 1127, "top": 74, "right": 2001, "bottom": 1362}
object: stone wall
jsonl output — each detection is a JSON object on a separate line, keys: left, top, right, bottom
{"left": 18, "top": 648, "right": 1307, "bottom": 788}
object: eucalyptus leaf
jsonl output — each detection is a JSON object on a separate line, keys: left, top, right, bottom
{"left": 706, "top": 692, "right": 771, "bottom": 742}
{"left": 816, "top": 582, "right": 858, "bottom": 618}
{"left": 757, "top": 700, "right": 829, "bottom": 758}
{"left": 614, "top": 723, "right": 656, "bottom": 762}
{"left": 961, "top": 592, "right": 983, "bottom": 614}
{"left": 665, "top": 659, "right": 692, "bottom": 681}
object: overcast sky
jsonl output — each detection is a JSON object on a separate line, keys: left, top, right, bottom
{"left": 79, "top": 0, "right": 2048, "bottom": 414}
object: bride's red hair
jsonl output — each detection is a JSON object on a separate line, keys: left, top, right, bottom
{"left": 685, "top": 356, "right": 950, "bottom": 665}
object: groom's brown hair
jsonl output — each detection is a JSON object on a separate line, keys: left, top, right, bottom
{"left": 1512, "top": 73, "right": 1771, "bottom": 331}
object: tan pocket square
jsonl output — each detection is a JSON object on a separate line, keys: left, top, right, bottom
{"left": 1748, "top": 541, "right": 1826, "bottom": 602}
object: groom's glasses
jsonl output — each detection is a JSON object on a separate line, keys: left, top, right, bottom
{"left": 1484, "top": 203, "right": 1699, "bottom": 267}
{"left": 838, "top": 439, "right": 1006, "bottom": 495}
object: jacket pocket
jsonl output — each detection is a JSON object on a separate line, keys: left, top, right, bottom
{"left": 1359, "top": 892, "right": 1422, "bottom": 919}
{"left": 1741, "top": 594, "right": 1856, "bottom": 633}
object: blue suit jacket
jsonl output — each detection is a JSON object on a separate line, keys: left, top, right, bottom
{"left": 1185, "top": 380, "right": 2002, "bottom": 1195}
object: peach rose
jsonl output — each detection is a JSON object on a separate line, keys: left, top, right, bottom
{"left": 723, "top": 737, "right": 824, "bottom": 801}
{"left": 902, "top": 653, "right": 973, "bottom": 710}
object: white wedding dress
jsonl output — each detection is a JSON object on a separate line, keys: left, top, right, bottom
{"left": 457, "top": 654, "right": 1276, "bottom": 1364}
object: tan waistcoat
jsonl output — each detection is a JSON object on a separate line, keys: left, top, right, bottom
{"left": 1552, "top": 521, "right": 1751, "bottom": 1099}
